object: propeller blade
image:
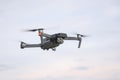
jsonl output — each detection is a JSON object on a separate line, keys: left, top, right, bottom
{"left": 27, "top": 29, "right": 38, "bottom": 32}
{"left": 80, "top": 34, "right": 88, "bottom": 37}
{"left": 23, "top": 28, "right": 44, "bottom": 32}
{"left": 77, "top": 34, "right": 88, "bottom": 37}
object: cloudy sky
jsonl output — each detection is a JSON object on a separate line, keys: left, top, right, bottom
{"left": 0, "top": 0, "right": 120, "bottom": 80}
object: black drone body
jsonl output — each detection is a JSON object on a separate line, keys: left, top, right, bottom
{"left": 20, "top": 28, "right": 86, "bottom": 51}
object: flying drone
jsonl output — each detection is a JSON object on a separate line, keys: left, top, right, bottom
{"left": 20, "top": 28, "right": 87, "bottom": 51}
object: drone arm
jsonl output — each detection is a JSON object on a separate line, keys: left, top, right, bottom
{"left": 64, "top": 37, "right": 78, "bottom": 40}
{"left": 42, "top": 33, "right": 51, "bottom": 38}
{"left": 64, "top": 37, "right": 82, "bottom": 48}
{"left": 21, "top": 42, "right": 41, "bottom": 49}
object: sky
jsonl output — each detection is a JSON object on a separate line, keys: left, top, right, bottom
{"left": 0, "top": 0, "right": 120, "bottom": 80}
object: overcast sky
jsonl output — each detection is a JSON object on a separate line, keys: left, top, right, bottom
{"left": 0, "top": 0, "right": 120, "bottom": 80}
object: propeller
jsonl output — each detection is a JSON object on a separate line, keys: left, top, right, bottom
{"left": 23, "top": 28, "right": 44, "bottom": 32}
{"left": 76, "top": 33, "right": 88, "bottom": 38}
{"left": 71, "top": 32, "right": 88, "bottom": 37}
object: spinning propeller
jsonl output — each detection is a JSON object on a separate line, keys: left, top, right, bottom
{"left": 24, "top": 28, "right": 44, "bottom": 32}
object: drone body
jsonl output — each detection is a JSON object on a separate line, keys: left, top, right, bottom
{"left": 20, "top": 28, "right": 86, "bottom": 51}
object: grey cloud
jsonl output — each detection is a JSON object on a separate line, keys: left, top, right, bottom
{"left": 39, "top": 70, "right": 120, "bottom": 80}
{"left": 0, "top": 64, "right": 12, "bottom": 71}
{"left": 37, "top": 76, "right": 96, "bottom": 80}
{"left": 75, "top": 66, "right": 88, "bottom": 70}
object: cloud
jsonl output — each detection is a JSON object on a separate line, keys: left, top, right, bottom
{"left": 75, "top": 66, "right": 88, "bottom": 70}
{"left": 0, "top": 64, "right": 12, "bottom": 71}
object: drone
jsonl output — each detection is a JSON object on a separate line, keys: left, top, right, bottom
{"left": 20, "top": 28, "right": 87, "bottom": 51}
